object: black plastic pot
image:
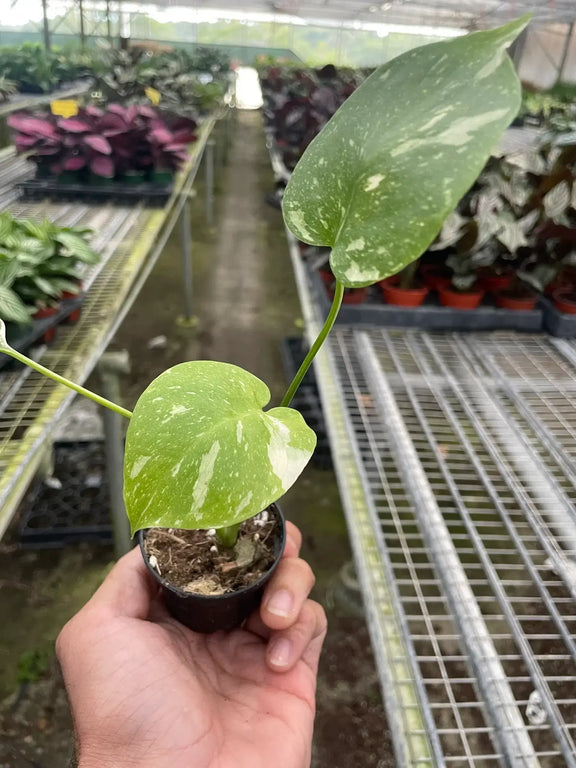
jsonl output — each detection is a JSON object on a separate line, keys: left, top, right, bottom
{"left": 138, "top": 504, "right": 286, "bottom": 634}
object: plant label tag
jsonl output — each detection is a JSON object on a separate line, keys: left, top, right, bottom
{"left": 145, "top": 87, "right": 161, "bottom": 106}
{"left": 50, "top": 100, "right": 79, "bottom": 118}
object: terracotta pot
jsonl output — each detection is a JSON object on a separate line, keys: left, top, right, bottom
{"left": 318, "top": 268, "right": 334, "bottom": 288}
{"left": 477, "top": 267, "right": 514, "bottom": 293}
{"left": 33, "top": 306, "right": 59, "bottom": 320}
{"left": 495, "top": 289, "right": 537, "bottom": 311}
{"left": 420, "top": 264, "right": 452, "bottom": 291}
{"left": 61, "top": 281, "right": 84, "bottom": 301}
{"left": 340, "top": 287, "right": 368, "bottom": 305}
{"left": 138, "top": 504, "right": 286, "bottom": 634}
{"left": 553, "top": 288, "right": 576, "bottom": 315}
{"left": 326, "top": 284, "right": 367, "bottom": 304}
{"left": 438, "top": 287, "right": 484, "bottom": 310}
{"left": 382, "top": 281, "right": 429, "bottom": 307}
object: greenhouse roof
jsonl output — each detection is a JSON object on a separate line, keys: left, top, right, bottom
{"left": 130, "top": 1, "right": 576, "bottom": 29}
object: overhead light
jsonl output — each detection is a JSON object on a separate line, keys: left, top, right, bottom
{"left": 381, "top": 2, "right": 392, "bottom": 10}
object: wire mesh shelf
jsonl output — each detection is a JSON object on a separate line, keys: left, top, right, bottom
{"left": 326, "top": 327, "right": 576, "bottom": 768}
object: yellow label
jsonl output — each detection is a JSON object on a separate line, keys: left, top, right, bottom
{"left": 50, "top": 99, "right": 79, "bottom": 118}
{"left": 145, "top": 87, "right": 161, "bottom": 106}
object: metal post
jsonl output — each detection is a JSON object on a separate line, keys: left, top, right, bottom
{"left": 205, "top": 139, "right": 215, "bottom": 227}
{"left": 98, "top": 351, "right": 132, "bottom": 559}
{"left": 41, "top": 0, "right": 51, "bottom": 51}
{"left": 78, "top": 0, "right": 86, "bottom": 48}
{"left": 106, "top": 0, "right": 112, "bottom": 40}
{"left": 180, "top": 200, "right": 194, "bottom": 322}
{"left": 558, "top": 22, "right": 574, "bottom": 84}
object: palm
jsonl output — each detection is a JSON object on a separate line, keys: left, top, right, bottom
{"left": 84, "top": 614, "right": 315, "bottom": 768}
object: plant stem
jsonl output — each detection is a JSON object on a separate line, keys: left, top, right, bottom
{"left": 399, "top": 259, "right": 419, "bottom": 290}
{"left": 281, "top": 279, "right": 344, "bottom": 408}
{"left": 2, "top": 347, "right": 132, "bottom": 420}
{"left": 216, "top": 523, "right": 240, "bottom": 549}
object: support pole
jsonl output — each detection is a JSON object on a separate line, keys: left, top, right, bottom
{"left": 98, "top": 351, "right": 131, "bottom": 559}
{"left": 180, "top": 200, "right": 194, "bottom": 322}
{"left": 78, "top": 0, "right": 86, "bottom": 48}
{"left": 41, "top": 0, "right": 51, "bottom": 51}
{"left": 558, "top": 22, "right": 574, "bottom": 84}
{"left": 205, "top": 139, "right": 215, "bottom": 227}
{"left": 106, "top": 0, "right": 112, "bottom": 40}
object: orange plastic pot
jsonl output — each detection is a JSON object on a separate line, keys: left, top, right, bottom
{"left": 381, "top": 282, "right": 428, "bottom": 307}
{"left": 420, "top": 264, "right": 452, "bottom": 291}
{"left": 553, "top": 288, "right": 576, "bottom": 314}
{"left": 438, "top": 287, "right": 484, "bottom": 310}
{"left": 495, "top": 289, "right": 537, "bottom": 311}
{"left": 477, "top": 267, "right": 514, "bottom": 293}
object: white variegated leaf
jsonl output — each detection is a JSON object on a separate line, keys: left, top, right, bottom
{"left": 282, "top": 17, "right": 529, "bottom": 287}
{"left": 124, "top": 361, "right": 316, "bottom": 533}
{"left": 544, "top": 181, "right": 571, "bottom": 220}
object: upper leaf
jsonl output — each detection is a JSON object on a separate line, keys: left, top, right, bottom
{"left": 282, "top": 17, "right": 530, "bottom": 287}
{"left": 124, "top": 361, "right": 316, "bottom": 533}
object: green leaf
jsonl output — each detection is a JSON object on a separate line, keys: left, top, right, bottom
{"left": 282, "top": 17, "right": 529, "bottom": 287}
{"left": 0, "top": 258, "right": 20, "bottom": 287}
{"left": 124, "top": 362, "right": 316, "bottom": 534}
{"left": 0, "top": 285, "right": 33, "bottom": 324}
{"left": 54, "top": 232, "right": 99, "bottom": 264}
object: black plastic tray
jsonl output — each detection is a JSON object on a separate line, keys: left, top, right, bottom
{"left": 19, "top": 440, "right": 112, "bottom": 548}
{"left": 541, "top": 297, "right": 576, "bottom": 338}
{"left": 18, "top": 178, "right": 173, "bottom": 206}
{"left": 0, "top": 295, "right": 83, "bottom": 372}
{"left": 310, "top": 269, "right": 544, "bottom": 333}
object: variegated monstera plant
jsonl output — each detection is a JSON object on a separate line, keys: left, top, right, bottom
{"left": 0, "top": 17, "right": 529, "bottom": 547}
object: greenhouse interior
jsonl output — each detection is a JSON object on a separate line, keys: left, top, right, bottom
{"left": 3, "top": 1, "right": 576, "bottom": 767}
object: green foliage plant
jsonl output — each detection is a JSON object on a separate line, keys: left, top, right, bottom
{"left": 0, "top": 214, "right": 98, "bottom": 324}
{"left": 0, "top": 19, "right": 528, "bottom": 553}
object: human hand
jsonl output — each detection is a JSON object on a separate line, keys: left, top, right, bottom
{"left": 56, "top": 521, "right": 327, "bottom": 768}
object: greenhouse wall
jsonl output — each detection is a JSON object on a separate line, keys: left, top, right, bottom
{"left": 518, "top": 23, "right": 576, "bottom": 88}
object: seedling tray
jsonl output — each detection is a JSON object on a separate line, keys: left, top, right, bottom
{"left": 19, "top": 440, "right": 112, "bottom": 548}
{"left": 281, "top": 336, "right": 332, "bottom": 470}
{"left": 0, "top": 296, "right": 83, "bottom": 372}
{"left": 18, "top": 178, "right": 173, "bottom": 206}
{"left": 309, "top": 269, "right": 544, "bottom": 333}
{"left": 541, "top": 297, "right": 576, "bottom": 338}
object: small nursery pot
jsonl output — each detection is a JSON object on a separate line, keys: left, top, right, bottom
{"left": 138, "top": 504, "right": 286, "bottom": 634}
{"left": 438, "top": 287, "right": 484, "bottom": 310}
{"left": 381, "top": 281, "right": 428, "bottom": 307}
{"left": 318, "top": 268, "right": 334, "bottom": 288}
{"left": 495, "top": 288, "right": 537, "bottom": 311}
{"left": 420, "top": 264, "right": 452, "bottom": 291}
{"left": 553, "top": 288, "right": 576, "bottom": 315}
{"left": 477, "top": 267, "right": 514, "bottom": 293}
{"left": 33, "top": 306, "right": 59, "bottom": 320}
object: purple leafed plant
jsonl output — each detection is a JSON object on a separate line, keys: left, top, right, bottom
{"left": 9, "top": 106, "right": 197, "bottom": 180}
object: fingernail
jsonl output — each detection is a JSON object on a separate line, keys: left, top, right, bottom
{"left": 269, "top": 638, "right": 292, "bottom": 667}
{"left": 266, "top": 589, "right": 293, "bottom": 617}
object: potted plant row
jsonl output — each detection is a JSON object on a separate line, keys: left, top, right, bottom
{"left": 0, "top": 213, "right": 98, "bottom": 353}
{"left": 0, "top": 18, "right": 529, "bottom": 631}
{"left": 9, "top": 105, "right": 197, "bottom": 203}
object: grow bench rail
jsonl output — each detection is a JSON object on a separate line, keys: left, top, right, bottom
{"left": 0, "top": 82, "right": 91, "bottom": 118}
{"left": 0, "top": 113, "right": 222, "bottom": 539}
{"left": 283, "top": 226, "right": 576, "bottom": 767}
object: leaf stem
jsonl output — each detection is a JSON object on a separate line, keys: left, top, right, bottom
{"left": 2, "top": 346, "right": 132, "bottom": 420}
{"left": 216, "top": 523, "right": 240, "bottom": 549}
{"left": 281, "top": 279, "right": 344, "bottom": 408}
